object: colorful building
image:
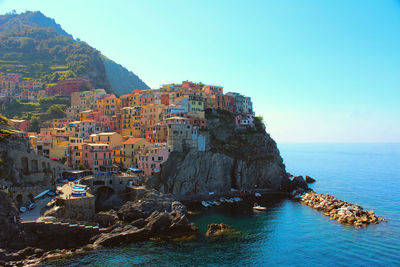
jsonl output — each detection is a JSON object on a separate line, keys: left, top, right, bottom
{"left": 8, "top": 119, "right": 30, "bottom": 132}
{"left": 89, "top": 132, "right": 123, "bottom": 149}
{"left": 122, "top": 137, "right": 148, "bottom": 168}
{"left": 82, "top": 143, "right": 114, "bottom": 172}
{"left": 135, "top": 144, "right": 171, "bottom": 176}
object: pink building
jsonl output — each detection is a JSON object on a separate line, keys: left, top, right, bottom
{"left": 6, "top": 73, "right": 21, "bottom": 83}
{"left": 235, "top": 114, "right": 254, "bottom": 127}
{"left": 8, "top": 119, "right": 30, "bottom": 132}
{"left": 82, "top": 143, "right": 114, "bottom": 172}
{"left": 136, "top": 145, "right": 171, "bottom": 175}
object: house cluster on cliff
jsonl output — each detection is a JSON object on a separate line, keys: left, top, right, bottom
{"left": 8, "top": 81, "right": 254, "bottom": 176}
{"left": 0, "top": 73, "right": 43, "bottom": 101}
{"left": 0, "top": 72, "right": 92, "bottom": 102}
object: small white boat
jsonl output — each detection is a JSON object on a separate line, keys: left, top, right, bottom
{"left": 214, "top": 201, "right": 221, "bottom": 206}
{"left": 255, "top": 192, "right": 261, "bottom": 197}
{"left": 253, "top": 205, "right": 267, "bottom": 211}
{"left": 226, "top": 198, "right": 234, "bottom": 203}
{"left": 202, "top": 201, "right": 210, "bottom": 207}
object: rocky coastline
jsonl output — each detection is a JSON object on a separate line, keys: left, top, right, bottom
{"left": 0, "top": 189, "right": 200, "bottom": 266}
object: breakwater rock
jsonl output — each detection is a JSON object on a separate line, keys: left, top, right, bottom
{"left": 300, "top": 192, "right": 387, "bottom": 227}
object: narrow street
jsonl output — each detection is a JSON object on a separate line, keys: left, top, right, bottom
{"left": 20, "top": 196, "right": 53, "bottom": 222}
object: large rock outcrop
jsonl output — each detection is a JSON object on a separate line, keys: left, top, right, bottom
{"left": 156, "top": 110, "right": 290, "bottom": 200}
{"left": 92, "top": 190, "right": 199, "bottom": 247}
{"left": 0, "top": 191, "right": 20, "bottom": 248}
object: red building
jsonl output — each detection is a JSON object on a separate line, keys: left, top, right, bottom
{"left": 8, "top": 119, "right": 30, "bottom": 132}
{"left": 181, "top": 81, "right": 200, "bottom": 89}
{"left": 216, "top": 94, "right": 235, "bottom": 112}
{"left": 203, "top": 85, "right": 223, "bottom": 96}
{"left": 161, "top": 93, "right": 169, "bottom": 105}
{"left": 187, "top": 117, "right": 207, "bottom": 129}
{"left": 46, "top": 79, "right": 92, "bottom": 96}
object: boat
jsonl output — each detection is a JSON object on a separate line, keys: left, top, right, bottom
{"left": 19, "top": 206, "right": 27, "bottom": 213}
{"left": 206, "top": 201, "right": 214, "bottom": 206}
{"left": 214, "top": 201, "right": 221, "bottom": 206}
{"left": 225, "top": 198, "right": 234, "bottom": 203}
{"left": 253, "top": 203, "right": 267, "bottom": 211}
{"left": 233, "top": 197, "right": 243, "bottom": 202}
{"left": 255, "top": 192, "right": 261, "bottom": 197}
{"left": 201, "top": 201, "right": 210, "bottom": 207}
{"left": 71, "top": 185, "right": 87, "bottom": 197}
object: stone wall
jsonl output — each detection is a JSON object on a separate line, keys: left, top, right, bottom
{"left": 63, "top": 196, "right": 96, "bottom": 221}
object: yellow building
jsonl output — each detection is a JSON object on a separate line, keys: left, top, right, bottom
{"left": 66, "top": 137, "right": 84, "bottom": 168}
{"left": 121, "top": 107, "right": 134, "bottom": 136}
{"left": 122, "top": 137, "right": 148, "bottom": 168}
{"left": 187, "top": 95, "right": 205, "bottom": 119}
{"left": 49, "top": 139, "right": 68, "bottom": 160}
{"left": 97, "top": 94, "right": 121, "bottom": 115}
{"left": 112, "top": 146, "right": 123, "bottom": 167}
{"left": 140, "top": 104, "right": 164, "bottom": 127}
{"left": 89, "top": 132, "right": 123, "bottom": 149}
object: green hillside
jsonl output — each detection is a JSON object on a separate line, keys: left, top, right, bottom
{"left": 0, "top": 11, "right": 149, "bottom": 94}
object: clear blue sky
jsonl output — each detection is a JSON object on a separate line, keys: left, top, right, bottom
{"left": 1, "top": 0, "right": 399, "bottom": 142}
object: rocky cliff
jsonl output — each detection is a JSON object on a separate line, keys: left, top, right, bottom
{"left": 155, "top": 110, "right": 291, "bottom": 200}
{"left": 0, "top": 191, "right": 20, "bottom": 248}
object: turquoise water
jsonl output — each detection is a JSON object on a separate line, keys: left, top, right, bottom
{"left": 44, "top": 143, "right": 400, "bottom": 266}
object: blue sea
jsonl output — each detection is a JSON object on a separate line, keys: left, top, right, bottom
{"left": 44, "top": 143, "right": 400, "bottom": 266}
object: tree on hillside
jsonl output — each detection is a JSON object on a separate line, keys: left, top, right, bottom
{"left": 30, "top": 116, "right": 40, "bottom": 132}
{"left": 47, "top": 104, "right": 66, "bottom": 116}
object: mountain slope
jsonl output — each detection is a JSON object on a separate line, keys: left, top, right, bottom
{"left": 0, "top": 11, "right": 149, "bottom": 94}
{"left": 0, "top": 11, "right": 71, "bottom": 37}
{"left": 103, "top": 56, "right": 149, "bottom": 94}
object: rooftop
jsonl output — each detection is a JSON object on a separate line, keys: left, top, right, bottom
{"left": 123, "top": 137, "right": 146, "bottom": 144}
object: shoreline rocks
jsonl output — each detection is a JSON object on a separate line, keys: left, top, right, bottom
{"left": 205, "top": 223, "right": 240, "bottom": 240}
{"left": 299, "top": 191, "right": 387, "bottom": 227}
{"left": 0, "top": 189, "right": 200, "bottom": 266}
{"left": 304, "top": 175, "right": 316, "bottom": 183}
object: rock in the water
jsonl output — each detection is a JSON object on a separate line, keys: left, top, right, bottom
{"left": 171, "top": 201, "right": 187, "bottom": 215}
{"left": 292, "top": 176, "right": 309, "bottom": 190}
{"left": 205, "top": 223, "right": 238, "bottom": 239}
{"left": 305, "top": 175, "right": 316, "bottom": 183}
{"left": 299, "top": 191, "right": 386, "bottom": 227}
